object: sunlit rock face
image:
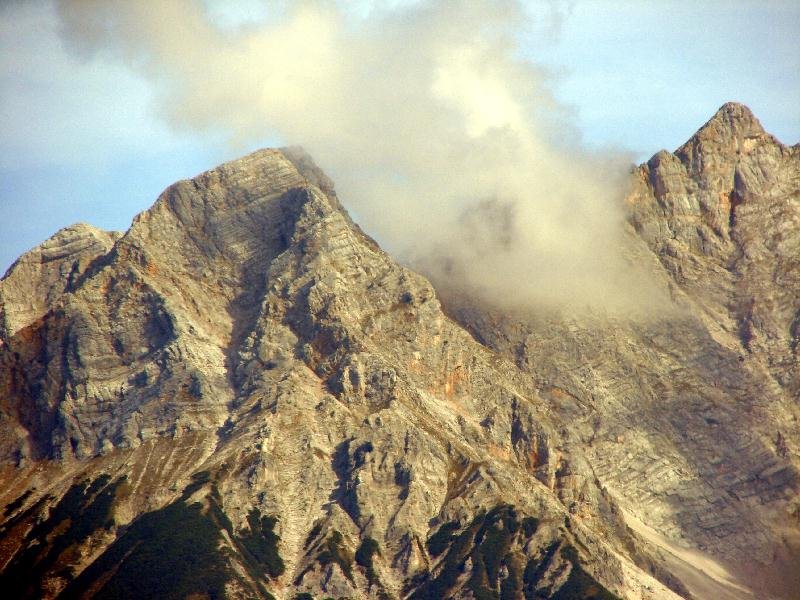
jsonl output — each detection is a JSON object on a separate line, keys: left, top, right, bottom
{"left": 448, "top": 103, "right": 800, "bottom": 600}
{"left": 0, "top": 105, "right": 797, "bottom": 599}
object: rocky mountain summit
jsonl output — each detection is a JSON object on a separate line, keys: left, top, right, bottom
{"left": 446, "top": 103, "right": 800, "bottom": 599}
{"left": 0, "top": 104, "right": 798, "bottom": 600}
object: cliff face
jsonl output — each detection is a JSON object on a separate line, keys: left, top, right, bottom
{"left": 634, "top": 102, "right": 799, "bottom": 397}
{"left": 0, "top": 105, "right": 797, "bottom": 600}
{"left": 447, "top": 103, "right": 800, "bottom": 599}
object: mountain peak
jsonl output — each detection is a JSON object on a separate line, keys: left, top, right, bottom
{"left": 670, "top": 102, "right": 779, "bottom": 178}
{"left": 706, "top": 101, "right": 763, "bottom": 134}
{"left": 682, "top": 102, "right": 767, "bottom": 150}
{"left": 1, "top": 107, "right": 799, "bottom": 600}
{"left": 713, "top": 101, "right": 756, "bottom": 121}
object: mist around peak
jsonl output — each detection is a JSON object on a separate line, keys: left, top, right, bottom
{"left": 56, "top": 0, "right": 669, "bottom": 315}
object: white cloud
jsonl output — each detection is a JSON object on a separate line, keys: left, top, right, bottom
{"left": 51, "top": 0, "right": 666, "bottom": 313}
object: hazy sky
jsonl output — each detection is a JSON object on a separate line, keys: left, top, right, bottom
{"left": 1, "top": 0, "right": 798, "bottom": 276}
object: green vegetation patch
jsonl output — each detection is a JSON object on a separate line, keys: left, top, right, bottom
{"left": 317, "top": 530, "right": 354, "bottom": 582}
{"left": 60, "top": 498, "right": 233, "bottom": 600}
{"left": 58, "top": 472, "right": 285, "bottom": 600}
{"left": 413, "top": 505, "right": 564, "bottom": 600}
{"left": 355, "top": 536, "right": 381, "bottom": 586}
{"left": 426, "top": 520, "right": 460, "bottom": 557}
{"left": 412, "top": 509, "right": 488, "bottom": 599}
{"left": 500, "top": 552, "right": 525, "bottom": 600}
{"left": 0, "top": 474, "right": 125, "bottom": 599}
{"left": 466, "top": 505, "right": 522, "bottom": 600}
{"left": 236, "top": 508, "right": 285, "bottom": 579}
{"left": 179, "top": 469, "right": 211, "bottom": 500}
{"left": 305, "top": 521, "right": 324, "bottom": 549}
{"left": 521, "top": 516, "right": 539, "bottom": 538}
{"left": 551, "top": 545, "right": 621, "bottom": 600}
{"left": 475, "top": 505, "right": 520, "bottom": 584}
{"left": 523, "top": 540, "right": 560, "bottom": 597}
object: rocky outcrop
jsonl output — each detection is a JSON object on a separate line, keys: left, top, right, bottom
{"left": 448, "top": 103, "right": 800, "bottom": 600}
{"left": 0, "top": 223, "right": 120, "bottom": 339}
{"left": 0, "top": 148, "right": 658, "bottom": 600}
{"left": 630, "top": 102, "right": 800, "bottom": 398}
{"left": 0, "top": 105, "right": 797, "bottom": 599}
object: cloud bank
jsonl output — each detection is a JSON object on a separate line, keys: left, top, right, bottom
{"left": 56, "top": 0, "right": 665, "bottom": 313}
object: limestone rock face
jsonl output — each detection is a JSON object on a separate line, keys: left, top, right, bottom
{"left": 0, "top": 105, "right": 797, "bottom": 600}
{"left": 0, "top": 223, "right": 121, "bottom": 339}
{"left": 630, "top": 102, "right": 800, "bottom": 397}
{"left": 448, "top": 103, "right": 800, "bottom": 600}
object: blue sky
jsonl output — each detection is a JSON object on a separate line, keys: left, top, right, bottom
{"left": 1, "top": 0, "right": 798, "bottom": 274}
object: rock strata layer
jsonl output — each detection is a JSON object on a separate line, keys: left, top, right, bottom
{"left": 0, "top": 105, "right": 798, "bottom": 600}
